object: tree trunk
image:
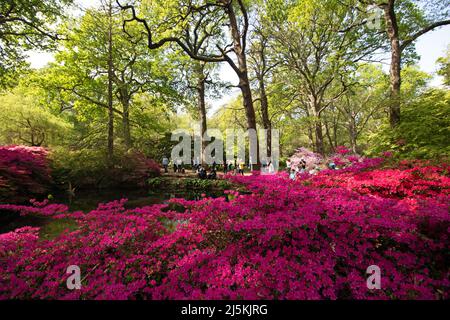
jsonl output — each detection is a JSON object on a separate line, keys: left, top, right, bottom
{"left": 348, "top": 115, "right": 358, "bottom": 154}
{"left": 225, "top": 2, "right": 259, "bottom": 164}
{"left": 240, "top": 76, "right": 257, "bottom": 131}
{"left": 332, "top": 118, "right": 338, "bottom": 149}
{"left": 195, "top": 64, "right": 207, "bottom": 164}
{"left": 314, "top": 120, "right": 324, "bottom": 155}
{"left": 258, "top": 75, "right": 271, "bottom": 158}
{"left": 310, "top": 95, "right": 324, "bottom": 155}
{"left": 107, "top": 1, "right": 114, "bottom": 167}
{"left": 304, "top": 107, "right": 314, "bottom": 149}
{"left": 383, "top": 1, "right": 401, "bottom": 127}
{"left": 307, "top": 125, "right": 314, "bottom": 149}
{"left": 122, "top": 96, "right": 132, "bottom": 149}
{"left": 324, "top": 121, "right": 334, "bottom": 153}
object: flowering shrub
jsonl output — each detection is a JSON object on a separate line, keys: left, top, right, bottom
{"left": 288, "top": 147, "right": 323, "bottom": 170}
{"left": 0, "top": 199, "right": 69, "bottom": 217}
{"left": 0, "top": 160, "right": 449, "bottom": 300}
{"left": 309, "top": 164, "right": 450, "bottom": 199}
{"left": 113, "top": 151, "right": 161, "bottom": 187}
{"left": 335, "top": 145, "right": 351, "bottom": 155}
{"left": 0, "top": 145, "right": 52, "bottom": 203}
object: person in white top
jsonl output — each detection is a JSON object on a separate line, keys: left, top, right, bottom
{"left": 268, "top": 161, "right": 275, "bottom": 174}
{"left": 162, "top": 156, "right": 169, "bottom": 173}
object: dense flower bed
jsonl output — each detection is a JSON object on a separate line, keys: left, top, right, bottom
{"left": 0, "top": 146, "right": 52, "bottom": 203}
{"left": 309, "top": 164, "right": 450, "bottom": 199}
{"left": 0, "top": 161, "right": 449, "bottom": 299}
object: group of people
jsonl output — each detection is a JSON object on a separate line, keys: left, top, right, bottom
{"left": 195, "top": 159, "right": 246, "bottom": 178}
{"left": 286, "top": 158, "right": 339, "bottom": 180}
{"left": 196, "top": 165, "right": 216, "bottom": 180}
{"left": 287, "top": 158, "right": 319, "bottom": 180}
{"left": 161, "top": 156, "right": 248, "bottom": 177}
{"left": 261, "top": 160, "right": 275, "bottom": 174}
{"left": 224, "top": 160, "right": 245, "bottom": 175}
{"left": 162, "top": 157, "right": 185, "bottom": 173}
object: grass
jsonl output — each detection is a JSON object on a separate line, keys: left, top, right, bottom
{"left": 38, "top": 218, "right": 78, "bottom": 240}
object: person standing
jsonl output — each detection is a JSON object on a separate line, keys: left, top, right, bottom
{"left": 289, "top": 169, "right": 296, "bottom": 180}
{"left": 268, "top": 161, "right": 274, "bottom": 174}
{"left": 286, "top": 159, "right": 291, "bottom": 173}
{"left": 301, "top": 159, "right": 307, "bottom": 171}
{"left": 162, "top": 156, "right": 169, "bottom": 173}
{"left": 239, "top": 162, "right": 245, "bottom": 175}
{"left": 179, "top": 159, "right": 184, "bottom": 174}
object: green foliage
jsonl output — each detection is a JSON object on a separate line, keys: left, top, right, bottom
{"left": 148, "top": 177, "right": 233, "bottom": 193}
{"left": 0, "top": 76, "right": 73, "bottom": 146}
{"left": 0, "top": 0, "right": 74, "bottom": 88}
{"left": 39, "top": 218, "right": 78, "bottom": 240}
{"left": 367, "top": 89, "right": 450, "bottom": 160}
{"left": 1, "top": 0, "right": 449, "bottom": 173}
{"left": 437, "top": 46, "right": 450, "bottom": 86}
{"left": 50, "top": 146, "right": 161, "bottom": 189}
{"left": 49, "top": 147, "right": 110, "bottom": 188}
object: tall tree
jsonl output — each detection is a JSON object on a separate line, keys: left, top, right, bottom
{"left": 44, "top": 1, "right": 178, "bottom": 157}
{"left": 167, "top": 22, "right": 224, "bottom": 164}
{"left": 175, "top": 57, "right": 218, "bottom": 163}
{"left": 193, "top": 61, "right": 210, "bottom": 163}
{"left": 371, "top": 0, "right": 450, "bottom": 127}
{"left": 267, "top": 0, "right": 382, "bottom": 154}
{"left": 118, "top": 0, "right": 261, "bottom": 162}
{"left": 106, "top": 0, "right": 115, "bottom": 167}
{"left": 248, "top": 27, "right": 278, "bottom": 159}
{"left": 335, "top": 64, "right": 389, "bottom": 153}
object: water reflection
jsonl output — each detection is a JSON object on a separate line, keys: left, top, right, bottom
{"left": 56, "top": 188, "right": 224, "bottom": 212}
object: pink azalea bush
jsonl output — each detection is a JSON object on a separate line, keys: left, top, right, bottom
{"left": 326, "top": 145, "right": 366, "bottom": 169}
{"left": 0, "top": 159, "right": 449, "bottom": 300}
{"left": 309, "top": 164, "right": 450, "bottom": 199}
{"left": 0, "top": 145, "right": 52, "bottom": 203}
{"left": 335, "top": 145, "right": 351, "bottom": 155}
{"left": 288, "top": 147, "right": 323, "bottom": 170}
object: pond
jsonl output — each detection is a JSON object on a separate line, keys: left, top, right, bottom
{"left": 0, "top": 187, "right": 227, "bottom": 239}
{"left": 57, "top": 188, "right": 223, "bottom": 212}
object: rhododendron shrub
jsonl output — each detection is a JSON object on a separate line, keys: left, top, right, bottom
{"left": 324, "top": 146, "right": 378, "bottom": 170}
{"left": 288, "top": 147, "right": 322, "bottom": 170}
{"left": 1, "top": 163, "right": 449, "bottom": 300}
{"left": 0, "top": 146, "right": 52, "bottom": 203}
{"left": 113, "top": 151, "right": 161, "bottom": 187}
